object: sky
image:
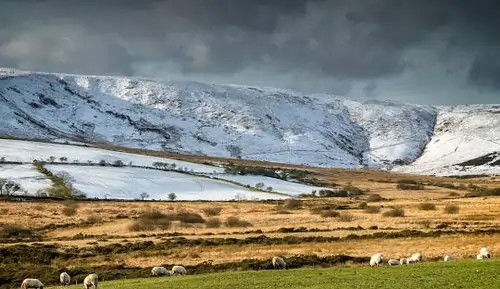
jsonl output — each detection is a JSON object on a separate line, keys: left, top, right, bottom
{"left": 1, "top": 0, "right": 500, "bottom": 105}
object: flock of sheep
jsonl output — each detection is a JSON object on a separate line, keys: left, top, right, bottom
{"left": 20, "top": 272, "right": 97, "bottom": 289}
{"left": 18, "top": 248, "right": 491, "bottom": 288}
{"left": 369, "top": 247, "right": 492, "bottom": 267}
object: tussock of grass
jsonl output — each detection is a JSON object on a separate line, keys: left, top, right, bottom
{"left": 418, "top": 202, "right": 436, "bottom": 211}
{"left": 225, "top": 216, "right": 252, "bottom": 228}
{"left": 444, "top": 204, "right": 460, "bottom": 214}
{"left": 382, "top": 208, "right": 405, "bottom": 217}
{"left": 202, "top": 207, "right": 223, "bottom": 217}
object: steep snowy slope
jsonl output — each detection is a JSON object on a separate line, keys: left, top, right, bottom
{"left": 393, "top": 105, "right": 500, "bottom": 176}
{"left": 0, "top": 68, "right": 436, "bottom": 169}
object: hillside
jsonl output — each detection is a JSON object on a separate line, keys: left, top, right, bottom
{"left": 1, "top": 68, "right": 499, "bottom": 175}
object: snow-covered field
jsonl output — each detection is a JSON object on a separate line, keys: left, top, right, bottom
{"left": 0, "top": 138, "right": 337, "bottom": 200}
{"left": 0, "top": 139, "right": 223, "bottom": 173}
{"left": 216, "top": 174, "right": 330, "bottom": 196}
{"left": 0, "top": 164, "right": 51, "bottom": 193}
{"left": 45, "top": 165, "right": 288, "bottom": 201}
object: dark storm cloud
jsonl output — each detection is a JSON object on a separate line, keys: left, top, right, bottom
{"left": 1, "top": 0, "right": 500, "bottom": 104}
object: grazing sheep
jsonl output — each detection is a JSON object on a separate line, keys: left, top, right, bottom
{"left": 387, "top": 259, "right": 399, "bottom": 266}
{"left": 60, "top": 272, "right": 71, "bottom": 286}
{"left": 171, "top": 265, "right": 187, "bottom": 276}
{"left": 150, "top": 266, "right": 170, "bottom": 277}
{"left": 477, "top": 253, "right": 484, "bottom": 260}
{"left": 479, "top": 247, "right": 491, "bottom": 259}
{"left": 444, "top": 255, "right": 451, "bottom": 262}
{"left": 369, "top": 253, "right": 384, "bottom": 267}
{"left": 399, "top": 258, "right": 407, "bottom": 265}
{"left": 408, "top": 252, "right": 422, "bottom": 263}
{"left": 272, "top": 256, "right": 288, "bottom": 270}
{"left": 21, "top": 279, "right": 44, "bottom": 289}
{"left": 83, "top": 274, "right": 98, "bottom": 289}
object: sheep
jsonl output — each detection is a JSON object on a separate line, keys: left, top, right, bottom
{"left": 369, "top": 253, "right": 384, "bottom": 267}
{"left": 60, "top": 272, "right": 71, "bottom": 286}
{"left": 83, "top": 274, "right": 98, "bottom": 289}
{"left": 151, "top": 266, "right": 171, "bottom": 277}
{"left": 399, "top": 258, "right": 407, "bottom": 265}
{"left": 272, "top": 256, "right": 288, "bottom": 270}
{"left": 387, "top": 259, "right": 399, "bottom": 266}
{"left": 171, "top": 265, "right": 187, "bottom": 276}
{"left": 477, "top": 253, "right": 484, "bottom": 260}
{"left": 408, "top": 252, "right": 422, "bottom": 264}
{"left": 479, "top": 247, "right": 491, "bottom": 259}
{"left": 444, "top": 255, "right": 451, "bottom": 262}
{"left": 21, "top": 279, "right": 44, "bottom": 289}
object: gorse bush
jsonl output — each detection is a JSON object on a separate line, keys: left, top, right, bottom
{"left": 366, "top": 194, "right": 384, "bottom": 202}
{"left": 418, "top": 203, "right": 436, "bottom": 211}
{"left": 225, "top": 216, "right": 252, "bottom": 228}
{"left": 202, "top": 207, "right": 223, "bottom": 217}
{"left": 320, "top": 210, "right": 340, "bottom": 218}
{"left": 205, "top": 217, "right": 222, "bottom": 228}
{"left": 282, "top": 199, "right": 303, "bottom": 210}
{"left": 382, "top": 208, "right": 405, "bottom": 217}
{"left": 444, "top": 204, "right": 460, "bottom": 214}
{"left": 128, "top": 210, "right": 172, "bottom": 231}
{"left": 364, "top": 206, "right": 381, "bottom": 214}
{"left": 176, "top": 212, "right": 206, "bottom": 224}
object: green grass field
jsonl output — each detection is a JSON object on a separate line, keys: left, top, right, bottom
{"left": 47, "top": 260, "right": 499, "bottom": 289}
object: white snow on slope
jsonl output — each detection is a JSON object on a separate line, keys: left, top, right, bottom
{"left": 0, "top": 164, "right": 51, "bottom": 193}
{"left": 45, "top": 165, "right": 288, "bottom": 201}
{"left": 0, "top": 139, "right": 223, "bottom": 173}
{"left": 393, "top": 105, "right": 500, "bottom": 176}
{"left": 0, "top": 68, "right": 436, "bottom": 169}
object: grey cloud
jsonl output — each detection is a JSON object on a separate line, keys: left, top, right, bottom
{"left": 1, "top": 0, "right": 500, "bottom": 104}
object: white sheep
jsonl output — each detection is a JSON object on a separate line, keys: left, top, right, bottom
{"left": 369, "top": 253, "right": 384, "bottom": 267}
{"left": 387, "top": 259, "right": 399, "bottom": 266}
{"left": 408, "top": 252, "right": 422, "bottom": 263}
{"left": 443, "top": 255, "right": 451, "bottom": 262}
{"left": 477, "top": 253, "right": 484, "bottom": 260}
{"left": 272, "top": 256, "right": 288, "bottom": 269}
{"left": 60, "top": 272, "right": 71, "bottom": 286}
{"left": 21, "top": 279, "right": 44, "bottom": 289}
{"left": 399, "top": 258, "right": 407, "bottom": 265}
{"left": 151, "top": 266, "right": 170, "bottom": 277}
{"left": 171, "top": 265, "right": 187, "bottom": 276}
{"left": 83, "top": 273, "right": 98, "bottom": 289}
{"left": 479, "top": 247, "right": 491, "bottom": 259}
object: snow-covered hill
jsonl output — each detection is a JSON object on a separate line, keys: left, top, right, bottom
{"left": 1, "top": 68, "right": 499, "bottom": 176}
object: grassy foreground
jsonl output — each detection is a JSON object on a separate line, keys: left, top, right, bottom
{"left": 47, "top": 260, "right": 499, "bottom": 289}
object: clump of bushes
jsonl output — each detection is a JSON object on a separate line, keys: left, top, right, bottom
{"left": 205, "top": 217, "right": 222, "bottom": 228}
{"left": 128, "top": 210, "right": 172, "bottom": 231}
{"left": 443, "top": 204, "right": 460, "bottom": 214}
{"left": 202, "top": 207, "right": 223, "bottom": 217}
{"left": 364, "top": 206, "right": 381, "bottom": 214}
{"left": 61, "top": 202, "right": 79, "bottom": 216}
{"left": 0, "top": 224, "right": 37, "bottom": 239}
{"left": 382, "top": 207, "right": 405, "bottom": 217}
{"left": 282, "top": 199, "right": 303, "bottom": 210}
{"left": 225, "top": 216, "right": 252, "bottom": 228}
{"left": 337, "top": 212, "right": 355, "bottom": 222}
{"left": 396, "top": 179, "right": 425, "bottom": 190}
{"left": 320, "top": 210, "right": 340, "bottom": 218}
{"left": 366, "top": 194, "right": 384, "bottom": 202}
{"left": 176, "top": 212, "right": 206, "bottom": 224}
{"left": 418, "top": 202, "right": 436, "bottom": 211}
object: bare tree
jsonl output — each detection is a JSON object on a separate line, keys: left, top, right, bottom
{"left": 140, "top": 192, "right": 149, "bottom": 200}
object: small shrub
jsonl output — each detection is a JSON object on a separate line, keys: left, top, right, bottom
{"left": 382, "top": 208, "right": 405, "bottom": 217}
{"left": 337, "top": 212, "right": 355, "bottom": 222}
{"left": 282, "top": 199, "right": 303, "bottom": 210}
{"left": 397, "top": 183, "right": 425, "bottom": 190}
{"left": 112, "top": 160, "right": 124, "bottom": 167}
{"left": 342, "top": 184, "right": 365, "bottom": 195}
{"left": 448, "top": 192, "right": 460, "bottom": 197}
{"left": 128, "top": 210, "right": 172, "bottom": 231}
{"left": 444, "top": 204, "right": 460, "bottom": 214}
{"left": 320, "top": 210, "right": 340, "bottom": 218}
{"left": 61, "top": 203, "right": 79, "bottom": 216}
{"left": 0, "top": 224, "right": 37, "bottom": 239}
{"left": 358, "top": 202, "right": 368, "bottom": 209}
{"left": 176, "top": 212, "right": 206, "bottom": 224}
{"left": 364, "top": 206, "right": 381, "bottom": 214}
{"left": 418, "top": 220, "right": 432, "bottom": 229}
{"left": 86, "top": 215, "right": 102, "bottom": 224}
{"left": 225, "top": 216, "right": 252, "bottom": 228}
{"left": 205, "top": 217, "right": 221, "bottom": 228}
{"left": 366, "top": 194, "right": 383, "bottom": 202}
{"left": 202, "top": 207, "right": 223, "bottom": 217}
{"left": 418, "top": 202, "right": 436, "bottom": 211}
